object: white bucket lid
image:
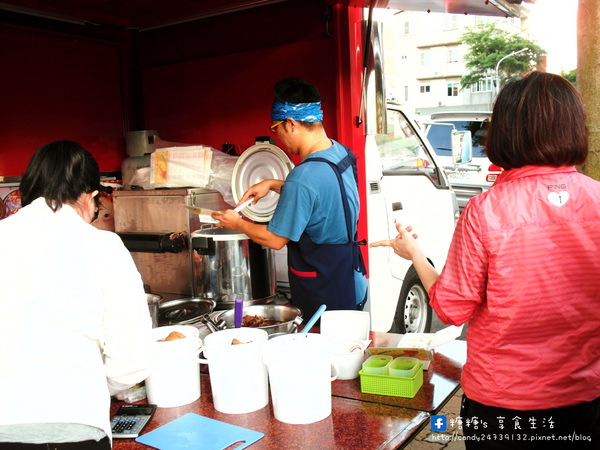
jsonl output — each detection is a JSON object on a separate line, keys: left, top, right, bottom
{"left": 231, "top": 141, "right": 294, "bottom": 223}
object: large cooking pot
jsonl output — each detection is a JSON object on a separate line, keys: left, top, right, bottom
{"left": 191, "top": 227, "right": 275, "bottom": 308}
{"left": 214, "top": 304, "right": 303, "bottom": 337}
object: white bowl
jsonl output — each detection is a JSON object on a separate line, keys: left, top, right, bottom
{"left": 331, "top": 339, "right": 367, "bottom": 380}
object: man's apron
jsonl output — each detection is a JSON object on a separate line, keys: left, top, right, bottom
{"left": 287, "top": 146, "right": 367, "bottom": 321}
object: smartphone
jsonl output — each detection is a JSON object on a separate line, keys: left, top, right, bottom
{"left": 111, "top": 404, "right": 157, "bottom": 438}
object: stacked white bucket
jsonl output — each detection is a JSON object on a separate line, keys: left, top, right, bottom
{"left": 144, "top": 312, "right": 370, "bottom": 424}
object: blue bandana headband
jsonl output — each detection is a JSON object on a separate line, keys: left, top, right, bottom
{"left": 271, "top": 100, "right": 323, "bottom": 122}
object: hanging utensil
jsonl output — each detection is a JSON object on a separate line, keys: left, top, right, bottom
{"left": 299, "top": 304, "right": 327, "bottom": 334}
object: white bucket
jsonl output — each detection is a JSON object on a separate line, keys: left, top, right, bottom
{"left": 145, "top": 325, "right": 203, "bottom": 408}
{"left": 264, "top": 333, "right": 338, "bottom": 424}
{"left": 199, "top": 328, "right": 269, "bottom": 414}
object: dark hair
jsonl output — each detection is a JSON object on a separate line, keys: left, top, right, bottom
{"left": 274, "top": 78, "right": 323, "bottom": 103}
{"left": 274, "top": 78, "right": 323, "bottom": 129}
{"left": 20, "top": 140, "right": 100, "bottom": 211}
{"left": 486, "top": 71, "right": 588, "bottom": 170}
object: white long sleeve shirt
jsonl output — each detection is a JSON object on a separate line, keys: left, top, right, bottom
{"left": 0, "top": 198, "right": 153, "bottom": 441}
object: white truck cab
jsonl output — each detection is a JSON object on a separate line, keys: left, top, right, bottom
{"left": 364, "top": 104, "right": 459, "bottom": 332}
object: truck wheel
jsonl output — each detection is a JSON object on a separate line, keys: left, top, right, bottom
{"left": 389, "top": 266, "right": 432, "bottom": 333}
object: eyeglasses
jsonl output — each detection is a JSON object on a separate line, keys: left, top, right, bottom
{"left": 270, "top": 120, "right": 285, "bottom": 133}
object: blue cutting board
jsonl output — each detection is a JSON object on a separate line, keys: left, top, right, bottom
{"left": 135, "top": 413, "right": 264, "bottom": 450}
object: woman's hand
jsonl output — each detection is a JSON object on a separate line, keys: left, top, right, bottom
{"left": 370, "top": 223, "right": 419, "bottom": 261}
{"left": 371, "top": 223, "right": 439, "bottom": 291}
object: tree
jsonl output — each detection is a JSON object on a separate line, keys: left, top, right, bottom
{"left": 578, "top": 0, "right": 600, "bottom": 181}
{"left": 460, "top": 24, "right": 546, "bottom": 91}
{"left": 561, "top": 69, "right": 577, "bottom": 85}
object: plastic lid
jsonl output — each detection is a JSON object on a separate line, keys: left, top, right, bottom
{"left": 231, "top": 141, "right": 294, "bottom": 222}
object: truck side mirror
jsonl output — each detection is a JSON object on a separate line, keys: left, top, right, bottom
{"left": 452, "top": 130, "right": 472, "bottom": 164}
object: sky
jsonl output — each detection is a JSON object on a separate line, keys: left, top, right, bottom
{"left": 526, "top": 0, "right": 578, "bottom": 73}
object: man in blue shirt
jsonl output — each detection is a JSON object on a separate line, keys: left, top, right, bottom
{"left": 213, "top": 78, "right": 367, "bottom": 320}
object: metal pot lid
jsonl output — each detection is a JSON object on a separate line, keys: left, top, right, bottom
{"left": 158, "top": 298, "right": 216, "bottom": 326}
{"left": 191, "top": 227, "right": 249, "bottom": 241}
{"left": 231, "top": 141, "right": 294, "bottom": 222}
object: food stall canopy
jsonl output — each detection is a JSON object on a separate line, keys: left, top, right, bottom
{"left": 0, "top": 0, "right": 526, "bottom": 29}
{"left": 346, "top": 0, "right": 525, "bottom": 17}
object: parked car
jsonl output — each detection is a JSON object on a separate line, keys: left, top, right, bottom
{"left": 424, "top": 111, "right": 502, "bottom": 210}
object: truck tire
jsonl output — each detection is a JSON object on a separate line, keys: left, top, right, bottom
{"left": 389, "top": 265, "right": 432, "bottom": 333}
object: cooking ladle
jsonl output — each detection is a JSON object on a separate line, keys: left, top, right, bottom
{"left": 299, "top": 304, "right": 327, "bottom": 334}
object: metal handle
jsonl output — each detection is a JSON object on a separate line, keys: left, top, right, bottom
{"left": 199, "top": 314, "right": 227, "bottom": 333}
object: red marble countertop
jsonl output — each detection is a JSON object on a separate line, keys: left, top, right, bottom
{"left": 111, "top": 375, "right": 428, "bottom": 449}
{"left": 111, "top": 331, "right": 466, "bottom": 449}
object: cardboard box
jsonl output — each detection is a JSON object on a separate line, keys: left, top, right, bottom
{"left": 367, "top": 325, "right": 463, "bottom": 370}
{"left": 396, "top": 324, "right": 464, "bottom": 350}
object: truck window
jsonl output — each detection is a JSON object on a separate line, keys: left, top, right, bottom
{"left": 375, "top": 109, "right": 438, "bottom": 180}
{"left": 427, "top": 120, "right": 488, "bottom": 158}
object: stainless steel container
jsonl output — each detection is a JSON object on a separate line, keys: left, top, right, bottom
{"left": 113, "top": 188, "right": 229, "bottom": 297}
{"left": 214, "top": 304, "right": 302, "bottom": 337}
{"left": 157, "top": 297, "right": 216, "bottom": 327}
{"left": 191, "top": 227, "right": 276, "bottom": 308}
{"left": 146, "top": 293, "right": 162, "bottom": 328}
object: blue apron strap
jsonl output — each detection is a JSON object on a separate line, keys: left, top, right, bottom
{"left": 301, "top": 155, "right": 353, "bottom": 241}
{"left": 300, "top": 145, "right": 367, "bottom": 278}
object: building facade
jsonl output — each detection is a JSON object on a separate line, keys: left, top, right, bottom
{"left": 377, "top": 10, "right": 527, "bottom": 118}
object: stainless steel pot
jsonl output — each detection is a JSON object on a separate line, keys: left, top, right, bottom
{"left": 157, "top": 297, "right": 217, "bottom": 328}
{"left": 214, "top": 304, "right": 303, "bottom": 337}
{"left": 191, "top": 227, "right": 276, "bottom": 308}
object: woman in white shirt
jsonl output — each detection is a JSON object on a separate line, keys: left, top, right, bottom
{"left": 0, "top": 141, "right": 153, "bottom": 449}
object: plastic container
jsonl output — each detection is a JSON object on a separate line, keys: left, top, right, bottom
{"left": 361, "top": 355, "right": 393, "bottom": 375}
{"left": 388, "top": 357, "right": 419, "bottom": 378}
{"left": 199, "top": 328, "right": 269, "bottom": 414}
{"left": 145, "top": 325, "right": 203, "bottom": 408}
{"left": 264, "top": 333, "right": 338, "bottom": 424}
{"left": 359, "top": 361, "right": 424, "bottom": 398}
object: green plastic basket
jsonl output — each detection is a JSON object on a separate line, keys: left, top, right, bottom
{"left": 358, "top": 362, "right": 424, "bottom": 398}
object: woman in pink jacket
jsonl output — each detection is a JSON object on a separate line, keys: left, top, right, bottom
{"left": 372, "top": 71, "right": 599, "bottom": 449}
